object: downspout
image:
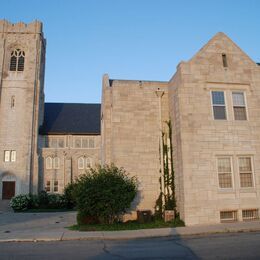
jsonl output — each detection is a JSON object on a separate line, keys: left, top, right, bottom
{"left": 155, "top": 89, "right": 165, "bottom": 207}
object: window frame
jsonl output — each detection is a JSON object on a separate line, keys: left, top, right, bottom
{"left": 86, "top": 157, "right": 92, "bottom": 168}
{"left": 46, "top": 180, "right": 51, "bottom": 192}
{"left": 53, "top": 180, "right": 59, "bottom": 193}
{"left": 238, "top": 156, "right": 255, "bottom": 188}
{"left": 216, "top": 156, "right": 234, "bottom": 190}
{"left": 73, "top": 136, "right": 95, "bottom": 149}
{"left": 231, "top": 91, "right": 248, "bottom": 121}
{"left": 4, "top": 151, "right": 11, "bottom": 162}
{"left": 45, "top": 156, "right": 53, "bottom": 170}
{"left": 9, "top": 49, "right": 25, "bottom": 72}
{"left": 53, "top": 157, "right": 60, "bottom": 170}
{"left": 78, "top": 157, "right": 85, "bottom": 169}
{"left": 211, "top": 90, "right": 228, "bottom": 120}
{"left": 10, "top": 150, "right": 16, "bottom": 162}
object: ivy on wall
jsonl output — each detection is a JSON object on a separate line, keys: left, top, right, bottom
{"left": 155, "top": 120, "right": 177, "bottom": 218}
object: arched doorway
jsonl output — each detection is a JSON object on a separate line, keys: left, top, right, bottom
{"left": 1, "top": 173, "right": 16, "bottom": 200}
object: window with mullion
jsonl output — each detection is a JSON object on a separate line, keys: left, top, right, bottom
{"left": 232, "top": 92, "right": 247, "bottom": 120}
{"left": 239, "top": 157, "right": 253, "bottom": 188}
{"left": 212, "top": 91, "right": 226, "bottom": 120}
{"left": 217, "top": 157, "right": 233, "bottom": 188}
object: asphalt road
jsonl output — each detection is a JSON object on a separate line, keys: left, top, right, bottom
{"left": 1, "top": 231, "right": 260, "bottom": 259}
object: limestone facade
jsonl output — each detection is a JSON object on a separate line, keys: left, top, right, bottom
{"left": 169, "top": 33, "right": 260, "bottom": 225}
{"left": 0, "top": 20, "right": 45, "bottom": 198}
{"left": 1, "top": 20, "right": 260, "bottom": 226}
{"left": 39, "top": 134, "right": 101, "bottom": 193}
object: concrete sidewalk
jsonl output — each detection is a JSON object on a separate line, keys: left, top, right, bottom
{"left": 0, "top": 211, "right": 260, "bottom": 242}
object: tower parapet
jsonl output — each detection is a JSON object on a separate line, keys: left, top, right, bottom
{"left": 0, "top": 20, "right": 43, "bottom": 34}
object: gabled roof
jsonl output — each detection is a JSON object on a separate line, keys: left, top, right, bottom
{"left": 189, "top": 32, "right": 257, "bottom": 66}
{"left": 39, "top": 103, "right": 101, "bottom": 135}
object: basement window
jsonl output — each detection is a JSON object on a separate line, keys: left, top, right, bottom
{"left": 220, "top": 210, "right": 237, "bottom": 222}
{"left": 242, "top": 209, "right": 259, "bottom": 221}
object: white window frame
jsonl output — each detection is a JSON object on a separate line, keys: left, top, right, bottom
{"left": 53, "top": 180, "right": 59, "bottom": 193}
{"left": 231, "top": 91, "right": 248, "bottom": 121}
{"left": 4, "top": 151, "right": 10, "bottom": 162}
{"left": 238, "top": 156, "right": 255, "bottom": 188}
{"left": 78, "top": 157, "right": 85, "bottom": 169}
{"left": 216, "top": 156, "right": 234, "bottom": 190}
{"left": 211, "top": 90, "right": 228, "bottom": 120}
{"left": 11, "top": 150, "right": 16, "bottom": 162}
{"left": 73, "top": 136, "right": 95, "bottom": 149}
{"left": 86, "top": 157, "right": 92, "bottom": 168}
{"left": 53, "top": 157, "right": 60, "bottom": 169}
{"left": 45, "top": 157, "right": 53, "bottom": 170}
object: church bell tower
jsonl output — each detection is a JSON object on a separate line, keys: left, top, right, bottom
{"left": 0, "top": 20, "right": 46, "bottom": 199}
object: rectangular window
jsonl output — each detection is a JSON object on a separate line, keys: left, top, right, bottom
{"left": 75, "top": 138, "right": 81, "bottom": 148}
{"left": 73, "top": 137, "right": 95, "bottom": 148}
{"left": 217, "top": 157, "right": 233, "bottom": 188}
{"left": 89, "top": 138, "right": 95, "bottom": 148}
{"left": 212, "top": 91, "right": 226, "bottom": 120}
{"left": 11, "top": 151, "right": 16, "bottom": 162}
{"left": 54, "top": 181, "right": 59, "bottom": 192}
{"left": 232, "top": 92, "right": 247, "bottom": 120}
{"left": 4, "top": 151, "right": 10, "bottom": 162}
{"left": 82, "top": 138, "right": 89, "bottom": 148}
{"left": 46, "top": 137, "right": 65, "bottom": 148}
{"left": 220, "top": 210, "right": 237, "bottom": 222}
{"left": 239, "top": 157, "right": 253, "bottom": 188}
{"left": 46, "top": 181, "right": 51, "bottom": 192}
{"left": 242, "top": 209, "right": 259, "bottom": 221}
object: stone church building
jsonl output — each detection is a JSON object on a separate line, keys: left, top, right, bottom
{"left": 0, "top": 20, "right": 260, "bottom": 225}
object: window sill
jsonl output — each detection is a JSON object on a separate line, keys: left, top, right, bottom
{"left": 239, "top": 188, "right": 256, "bottom": 193}
{"left": 218, "top": 188, "right": 235, "bottom": 193}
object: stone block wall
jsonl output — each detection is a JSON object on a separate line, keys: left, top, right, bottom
{"left": 0, "top": 20, "right": 45, "bottom": 198}
{"left": 101, "top": 75, "right": 169, "bottom": 215}
{"left": 169, "top": 33, "right": 260, "bottom": 225}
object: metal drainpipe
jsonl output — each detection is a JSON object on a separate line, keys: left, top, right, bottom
{"left": 155, "top": 89, "right": 165, "bottom": 207}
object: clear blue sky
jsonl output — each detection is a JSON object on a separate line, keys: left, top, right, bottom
{"left": 2, "top": 0, "right": 260, "bottom": 103}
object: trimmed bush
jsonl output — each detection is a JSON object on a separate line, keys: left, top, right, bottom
{"left": 10, "top": 194, "right": 31, "bottom": 211}
{"left": 10, "top": 191, "right": 72, "bottom": 211}
{"left": 73, "top": 164, "right": 138, "bottom": 224}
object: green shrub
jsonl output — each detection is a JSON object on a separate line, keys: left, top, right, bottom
{"left": 38, "top": 190, "right": 49, "bottom": 208}
{"left": 10, "top": 194, "right": 31, "bottom": 211}
{"left": 74, "top": 164, "right": 138, "bottom": 224}
{"left": 10, "top": 191, "right": 71, "bottom": 211}
{"left": 28, "top": 194, "right": 40, "bottom": 209}
{"left": 64, "top": 182, "right": 77, "bottom": 209}
{"left": 48, "top": 194, "right": 67, "bottom": 209}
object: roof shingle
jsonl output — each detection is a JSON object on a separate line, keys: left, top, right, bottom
{"left": 39, "top": 103, "right": 101, "bottom": 135}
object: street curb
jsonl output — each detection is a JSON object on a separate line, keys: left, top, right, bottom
{"left": 1, "top": 227, "right": 260, "bottom": 243}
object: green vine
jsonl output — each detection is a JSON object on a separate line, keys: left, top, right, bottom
{"left": 155, "top": 120, "right": 177, "bottom": 218}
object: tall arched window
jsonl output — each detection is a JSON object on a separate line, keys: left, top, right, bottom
{"left": 10, "top": 49, "right": 25, "bottom": 71}
{"left": 53, "top": 157, "right": 60, "bottom": 169}
{"left": 78, "top": 157, "right": 84, "bottom": 169}
{"left": 86, "top": 158, "right": 92, "bottom": 168}
{"left": 46, "top": 157, "right": 52, "bottom": 170}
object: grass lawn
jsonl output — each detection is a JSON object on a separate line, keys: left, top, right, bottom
{"left": 69, "top": 218, "right": 185, "bottom": 231}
